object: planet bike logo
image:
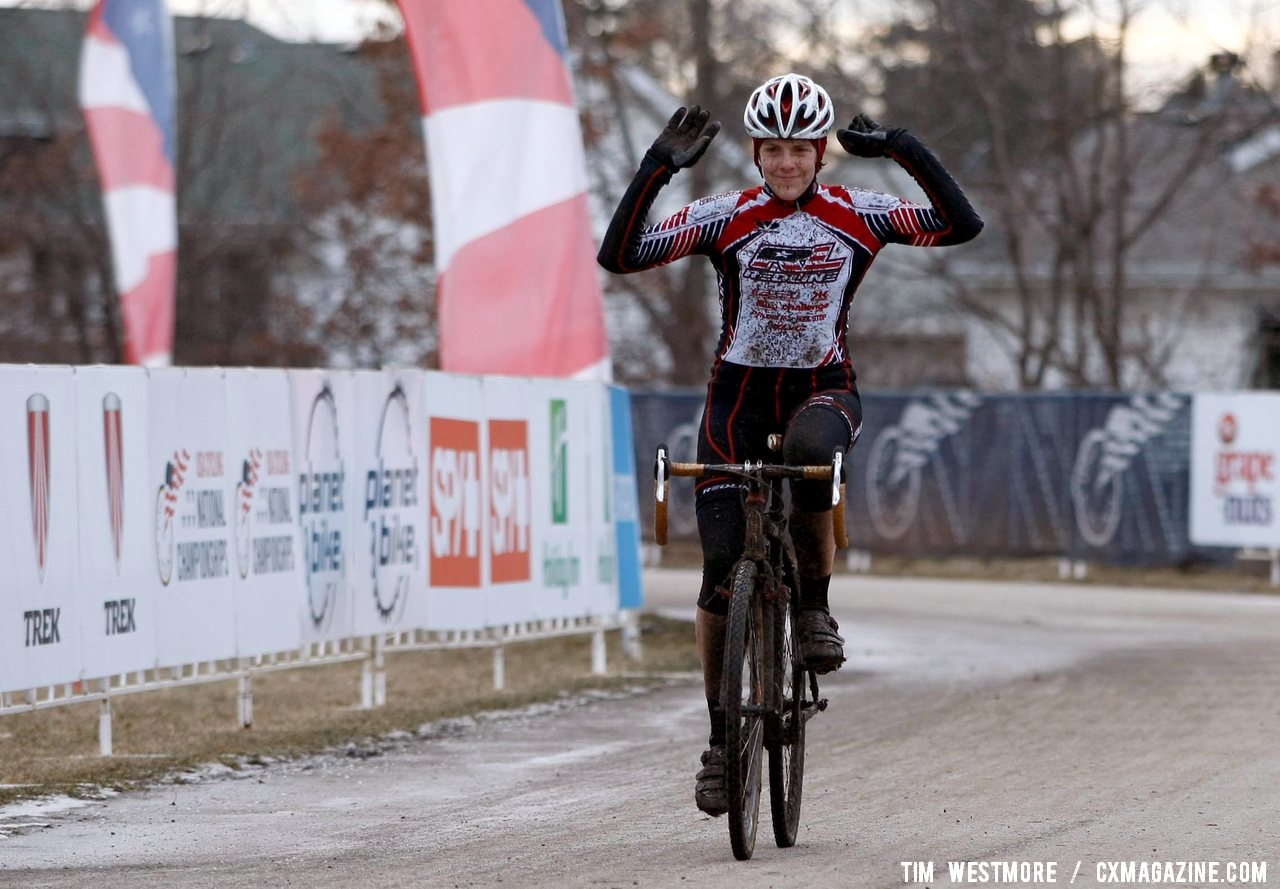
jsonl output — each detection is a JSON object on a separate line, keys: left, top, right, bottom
{"left": 489, "top": 419, "right": 531, "bottom": 584}
{"left": 1212, "top": 413, "right": 1274, "bottom": 527}
{"left": 298, "top": 385, "right": 344, "bottom": 631}
{"left": 550, "top": 399, "right": 568, "bottom": 525}
{"left": 27, "top": 394, "right": 50, "bottom": 582}
{"left": 366, "top": 384, "right": 419, "bottom": 622}
{"left": 430, "top": 417, "right": 481, "bottom": 587}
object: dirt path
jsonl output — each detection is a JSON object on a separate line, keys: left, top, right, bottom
{"left": 3, "top": 572, "right": 1277, "bottom": 888}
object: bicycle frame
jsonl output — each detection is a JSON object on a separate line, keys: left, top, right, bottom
{"left": 652, "top": 441, "right": 845, "bottom": 859}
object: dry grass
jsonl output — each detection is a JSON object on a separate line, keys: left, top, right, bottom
{"left": 0, "top": 615, "right": 699, "bottom": 809}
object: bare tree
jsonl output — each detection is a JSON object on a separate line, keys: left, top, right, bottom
{"left": 568, "top": 0, "right": 867, "bottom": 386}
{"left": 869, "top": 0, "right": 1276, "bottom": 389}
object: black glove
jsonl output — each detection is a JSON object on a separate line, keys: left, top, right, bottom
{"left": 836, "top": 113, "right": 905, "bottom": 158}
{"left": 646, "top": 105, "right": 721, "bottom": 172}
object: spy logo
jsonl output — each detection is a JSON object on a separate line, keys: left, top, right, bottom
{"left": 430, "top": 417, "right": 481, "bottom": 587}
{"left": 550, "top": 400, "right": 568, "bottom": 525}
{"left": 26, "top": 394, "right": 50, "bottom": 582}
{"left": 489, "top": 419, "right": 531, "bottom": 583}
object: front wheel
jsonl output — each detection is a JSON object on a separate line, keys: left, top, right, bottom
{"left": 722, "top": 559, "right": 765, "bottom": 861}
{"left": 768, "top": 594, "right": 806, "bottom": 847}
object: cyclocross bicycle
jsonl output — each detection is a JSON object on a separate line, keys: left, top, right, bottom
{"left": 653, "top": 437, "right": 847, "bottom": 860}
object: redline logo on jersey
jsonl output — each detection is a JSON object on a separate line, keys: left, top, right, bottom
{"left": 430, "top": 417, "right": 481, "bottom": 587}
{"left": 489, "top": 419, "right": 531, "bottom": 584}
{"left": 743, "top": 242, "right": 844, "bottom": 285}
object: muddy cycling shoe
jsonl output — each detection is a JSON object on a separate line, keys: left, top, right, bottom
{"left": 694, "top": 745, "right": 728, "bottom": 817}
{"left": 797, "top": 609, "right": 846, "bottom": 674}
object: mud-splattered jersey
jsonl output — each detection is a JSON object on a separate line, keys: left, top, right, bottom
{"left": 598, "top": 134, "right": 983, "bottom": 371}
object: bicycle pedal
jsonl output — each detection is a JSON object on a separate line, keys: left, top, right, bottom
{"left": 816, "top": 698, "right": 828, "bottom": 712}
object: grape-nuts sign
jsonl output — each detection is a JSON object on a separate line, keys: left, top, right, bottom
{"left": 1190, "top": 393, "right": 1280, "bottom": 547}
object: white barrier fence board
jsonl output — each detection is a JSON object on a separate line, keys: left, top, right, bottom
{"left": 0, "top": 366, "right": 82, "bottom": 689}
{"left": 425, "top": 372, "right": 488, "bottom": 630}
{"left": 290, "top": 370, "right": 357, "bottom": 644}
{"left": 149, "top": 369, "right": 237, "bottom": 667}
{"left": 226, "top": 369, "right": 304, "bottom": 656}
{"left": 349, "top": 371, "right": 429, "bottom": 636}
{"left": 76, "top": 366, "right": 158, "bottom": 680}
{"left": 0, "top": 366, "right": 643, "bottom": 696}
{"left": 1190, "top": 392, "right": 1280, "bottom": 547}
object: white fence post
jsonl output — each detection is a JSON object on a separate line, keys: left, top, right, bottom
{"left": 237, "top": 661, "right": 254, "bottom": 729}
{"left": 373, "top": 635, "right": 387, "bottom": 707}
{"left": 98, "top": 679, "right": 113, "bottom": 757}
{"left": 360, "top": 638, "right": 374, "bottom": 710}
{"left": 493, "top": 644, "right": 506, "bottom": 691}
{"left": 621, "top": 609, "right": 642, "bottom": 661}
{"left": 591, "top": 624, "right": 607, "bottom": 676}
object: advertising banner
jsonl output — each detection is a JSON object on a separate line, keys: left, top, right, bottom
{"left": 585, "top": 384, "right": 620, "bottom": 617}
{"left": 290, "top": 370, "right": 357, "bottom": 644}
{"left": 148, "top": 367, "right": 236, "bottom": 666}
{"left": 609, "top": 386, "right": 643, "bottom": 610}
{"left": 530, "top": 380, "right": 597, "bottom": 621}
{"left": 1190, "top": 393, "right": 1280, "bottom": 547}
{"left": 477, "top": 375, "right": 533, "bottom": 629}
{"left": 424, "top": 372, "right": 487, "bottom": 630}
{"left": 0, "top": 366, "right": 82, "bottom": 690}
{"left": 225, "top": 370, "right": 303, "bottom": 656}
{"left": 630, "top": 388, "right": 1218, "bottom": 567}
{"left": 75, "top": 366, "right": 158, "bottom": 679}
{"left": 349, "top": 371, "right": 428, "bottom": 636}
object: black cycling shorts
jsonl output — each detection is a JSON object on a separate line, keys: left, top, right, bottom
{"left": 693, "top": 361, "right": 862, "bottom": 613}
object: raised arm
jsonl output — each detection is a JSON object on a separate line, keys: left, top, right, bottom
{"left": 597, "top": 106, "right": 721, "bottom": 274}
{"left": 837, "top": 114, "right": 984, "bottom": 247}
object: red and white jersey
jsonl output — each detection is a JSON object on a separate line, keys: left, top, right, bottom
{"left": 599, "top": 138, "right": 983, "bottom": 372}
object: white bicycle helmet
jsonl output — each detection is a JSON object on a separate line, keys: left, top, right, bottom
{"left": 743, "top": 73, "right": 835, "bottom": 140}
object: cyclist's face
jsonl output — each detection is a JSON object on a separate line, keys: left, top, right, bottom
{"left": 759, "top": 139, "right": 817, "bottom": 201}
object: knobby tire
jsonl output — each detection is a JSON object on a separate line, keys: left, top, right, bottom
{"left": 722, "top": 559, "right": 765, "bottom": 861}
{"left": 767, "top": 584, "right": 806, "bottom": 847}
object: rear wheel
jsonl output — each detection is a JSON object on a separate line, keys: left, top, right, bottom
{"left": 722, "top": 559, "right": 765, "bottom": 861}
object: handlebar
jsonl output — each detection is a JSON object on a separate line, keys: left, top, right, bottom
{"left": 653, "top": 444, "right": 848, "bottom": 548}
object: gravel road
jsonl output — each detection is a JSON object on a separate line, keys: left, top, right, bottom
{"left": 3, "top": 570, "right": 1277, "bottom": 888}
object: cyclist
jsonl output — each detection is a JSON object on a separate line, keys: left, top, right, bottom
{"left": 597, "top": 73, "right": 983, "bottom": 816}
